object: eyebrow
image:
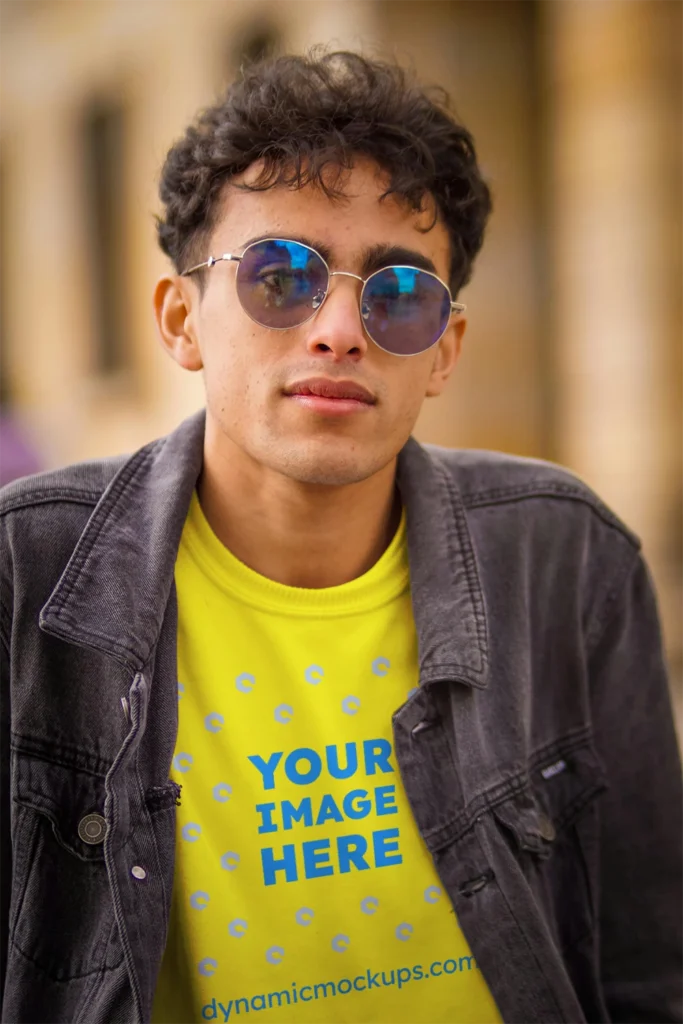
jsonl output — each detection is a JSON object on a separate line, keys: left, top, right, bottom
{"left": 358, "top": 243, "right": 438, "bottom": 278}
{"left": 237, "top": 234, "right": 439, "bottom": 278}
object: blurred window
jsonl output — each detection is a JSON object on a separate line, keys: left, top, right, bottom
{"left": 82, "top": 100, "right": 128, "bottom": 377}
{"left": 0, "top": 155, "right": 44, "bottom": 483}
{"left": 242, "top": 27, "right": 277, "bottom": 64}
{"left": 232, "top": 23, "right": 279, "bottom": 68}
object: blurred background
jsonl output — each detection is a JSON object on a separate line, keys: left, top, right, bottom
{"left": 0, "top": 0, "right": 681, "bottom": 725}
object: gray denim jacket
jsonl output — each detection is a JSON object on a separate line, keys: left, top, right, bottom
{"left": 1, "top": 408, "right": 681, "bottom": 1024}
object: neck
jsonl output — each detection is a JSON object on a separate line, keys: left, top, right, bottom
{"left": 196, "top": 437, "right": 402, "bottom": 590}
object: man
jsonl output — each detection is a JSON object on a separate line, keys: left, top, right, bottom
{"left": 0, "top": 51, "right": 680, "bottom": 1024}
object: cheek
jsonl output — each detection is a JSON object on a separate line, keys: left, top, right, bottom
{"left": 392, "top": 361, "right": 433, "bottom": 418}
{"left": 200, "top": 318, "right": 276, "bottom": 412}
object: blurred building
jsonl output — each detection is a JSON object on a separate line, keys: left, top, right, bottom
{"left": 0, "top": 0, "right": 681, "bottom": 712}
{"left": 0, "top": 412, "right": 43, "bottom": 485}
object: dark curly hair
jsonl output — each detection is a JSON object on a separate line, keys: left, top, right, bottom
{"left": 156, "top": 50, "right": 492, "bottom": 295}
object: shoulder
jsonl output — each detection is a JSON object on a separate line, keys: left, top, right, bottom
{"left": 0, "top": 454, "right": 133, "bottom": 618}
{"left": 0, "top": 453, "right": 128, "bottom": 517}
{"left": 423, "top": 442, "right": 641, "bottom": 549}
{"left": 421, "top": 443, "right": 644, "bottom": 655}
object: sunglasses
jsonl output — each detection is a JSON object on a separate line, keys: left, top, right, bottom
{"left": 181, "top": 238, "right": 466, "bottom": 357}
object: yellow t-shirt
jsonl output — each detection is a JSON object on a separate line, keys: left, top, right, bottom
{"left": 152, "top": 491, "right": 501, "bottom": 1024}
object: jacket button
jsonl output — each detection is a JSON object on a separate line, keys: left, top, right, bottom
{"left": 78, "top": 813, "right": 107, "bottom": 845}
{"left": 538, "top": 812, "right": 556, "bottom": 842}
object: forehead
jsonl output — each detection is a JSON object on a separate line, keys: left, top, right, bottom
{"left": 209, "top": 158, "right": 451, "bottom": 277}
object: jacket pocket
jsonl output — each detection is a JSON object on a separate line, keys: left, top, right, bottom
{"left": 491, "top": 735, "right": 607, "bottom": 953}
{"left": 9, "top": 750, "right": 124, "bottom": 981}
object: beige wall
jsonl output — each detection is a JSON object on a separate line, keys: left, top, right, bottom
{"left": 542, "top": 0, "right": 682, "bottom": 680}
{"left": 380, "top": 0, "right": 546, "bottom": 457}
{"left": 0, "top": 0, "right": 386, "bottom": 461}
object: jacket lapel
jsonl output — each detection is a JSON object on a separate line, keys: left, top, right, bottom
{"left": 40, "top": 412, "right": 489, "bottom": 689}
{"left": 39, "top": 409, "right": 206, "bottom": 670}
{"left": 397, "top": 438, "right": 489, "bottom": 689}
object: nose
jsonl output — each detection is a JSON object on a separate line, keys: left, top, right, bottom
{"left": 304, "top": 273, "right": 369, "bottom": 362}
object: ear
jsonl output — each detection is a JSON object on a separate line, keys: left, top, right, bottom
{"left": 153, "top": 274, "right": 203, "bottom": 371}
{"left": 425, "top": 317, "right": 466, "bottom": 397}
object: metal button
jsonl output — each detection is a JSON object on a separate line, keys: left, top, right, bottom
{"left": 131, "top": 865, "right": 146, "bottom": 880}
{"left": 459, "top": 869, "right": 494, "bottom": 898}
{"left": 538, "top": 812, "right": 556, "bottom": 842}
{"left": 78, "top": 813, "right": 107, "bottom": 845}
{"left": 411, "top": 718, "right": 438, "bottom": 736}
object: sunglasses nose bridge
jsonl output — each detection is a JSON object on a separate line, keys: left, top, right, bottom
{"left": 328, "top": 270, "right": 364, "bottom": 284}
{"left": 306, "top": 269, "right": 371, "bottom": 355}
{"left": 317, "top": 269, "right": 366, "bottom": 317}
{"left": 307, "top": 269, "right": 363, "bottom": 306}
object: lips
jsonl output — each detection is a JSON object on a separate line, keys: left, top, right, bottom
{"left": 284, "top": 377, "right": 376, "bottom": 404}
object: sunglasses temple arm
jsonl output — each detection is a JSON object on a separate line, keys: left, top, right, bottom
{"left": 450, "top": 302, "right": 467, "bottom": 314}
{"left": 181, "top": 254, "right": 243, "bottom": 277}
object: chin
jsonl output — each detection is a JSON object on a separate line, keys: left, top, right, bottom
{"left": 286, "top": 459, "right": 376, "bottom": 488}
{"left": 272, "top": 442, "right": 385, "bottom": 487}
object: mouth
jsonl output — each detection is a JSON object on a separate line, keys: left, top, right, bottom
{"left": 283, "top": 376, "right": 376, "bottom": 416}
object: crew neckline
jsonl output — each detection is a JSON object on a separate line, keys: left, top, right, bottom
{"left": 179, "top": 489, "right": 410, "bottom": 617}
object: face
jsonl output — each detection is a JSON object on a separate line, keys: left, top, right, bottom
{"left": 155, "top": 158, "right": 466, "bottom": 487}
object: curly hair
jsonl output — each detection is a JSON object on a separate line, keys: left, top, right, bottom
{"left": 156, "top": 50, "right": 492, "bottom": 295}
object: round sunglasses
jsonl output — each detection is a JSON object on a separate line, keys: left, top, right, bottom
{"left": 181, "top": 238, "right": 466, "bottom": 357}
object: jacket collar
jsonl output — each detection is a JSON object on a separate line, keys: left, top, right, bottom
{"left": 40, "top": 408, "right": 489, "bottom": 688}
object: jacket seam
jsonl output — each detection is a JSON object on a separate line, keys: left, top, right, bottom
{"left": 0, "top": 598, "right": 10, "bottom": 647}
{"left": 437, "top": 461, "right": 489, "bottom": 669}
{"left": 477, "top": 831, "right": 566, "bottom": 1020}
{"left": 10, "top": 934, "right": 116, "bottom": 981}
{"left": 11, "top": 735, "right": 112, "bottom": 777}
{"left": 584, "top": 546, "right": 642, "bottom": 660}
{"left": 462, "top": 485, "right": 641, "bottom": 547}
{"left": 74, "top": 915, "right": 123, "bottom": 1024}
{"left": 527, "top": 725, "right": 597, "bottom": 772}
{"left": 420, "top": 663, "right": 488, "bottom": 682}
{"left": 427, "top": 774, "right": 531, "bottom": 849}
{"left": 426, "top": 725, "right": 599, "bottom": 848}
{"left": 38, "top": 610, "right": 144, "bottom": 668}
{"left": 0, "top": 489, "right": 103, "bottom": 516}
{"left": 134, "top": 750, "right": 169, "bottom": 937}
{"left": 47, "top": 448, "right": 156, "bottom": 621}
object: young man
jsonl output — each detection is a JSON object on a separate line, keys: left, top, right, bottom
{"left": 0, "top": 51, "right": 680, "bottom": 1024}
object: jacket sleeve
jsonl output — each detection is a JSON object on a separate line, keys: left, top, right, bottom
{"left": 0, "top": 627, "right": 9, "bottom": 1000}
{"left": 589, "top": 550, "right": 682, "bottom": 1022}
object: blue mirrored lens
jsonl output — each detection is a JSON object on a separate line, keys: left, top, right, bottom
{"left": 362, "top": 267, "right": 451, "bottom": 355}
{"left": 236, "top": 239, "right": 328, "bottom": 328}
